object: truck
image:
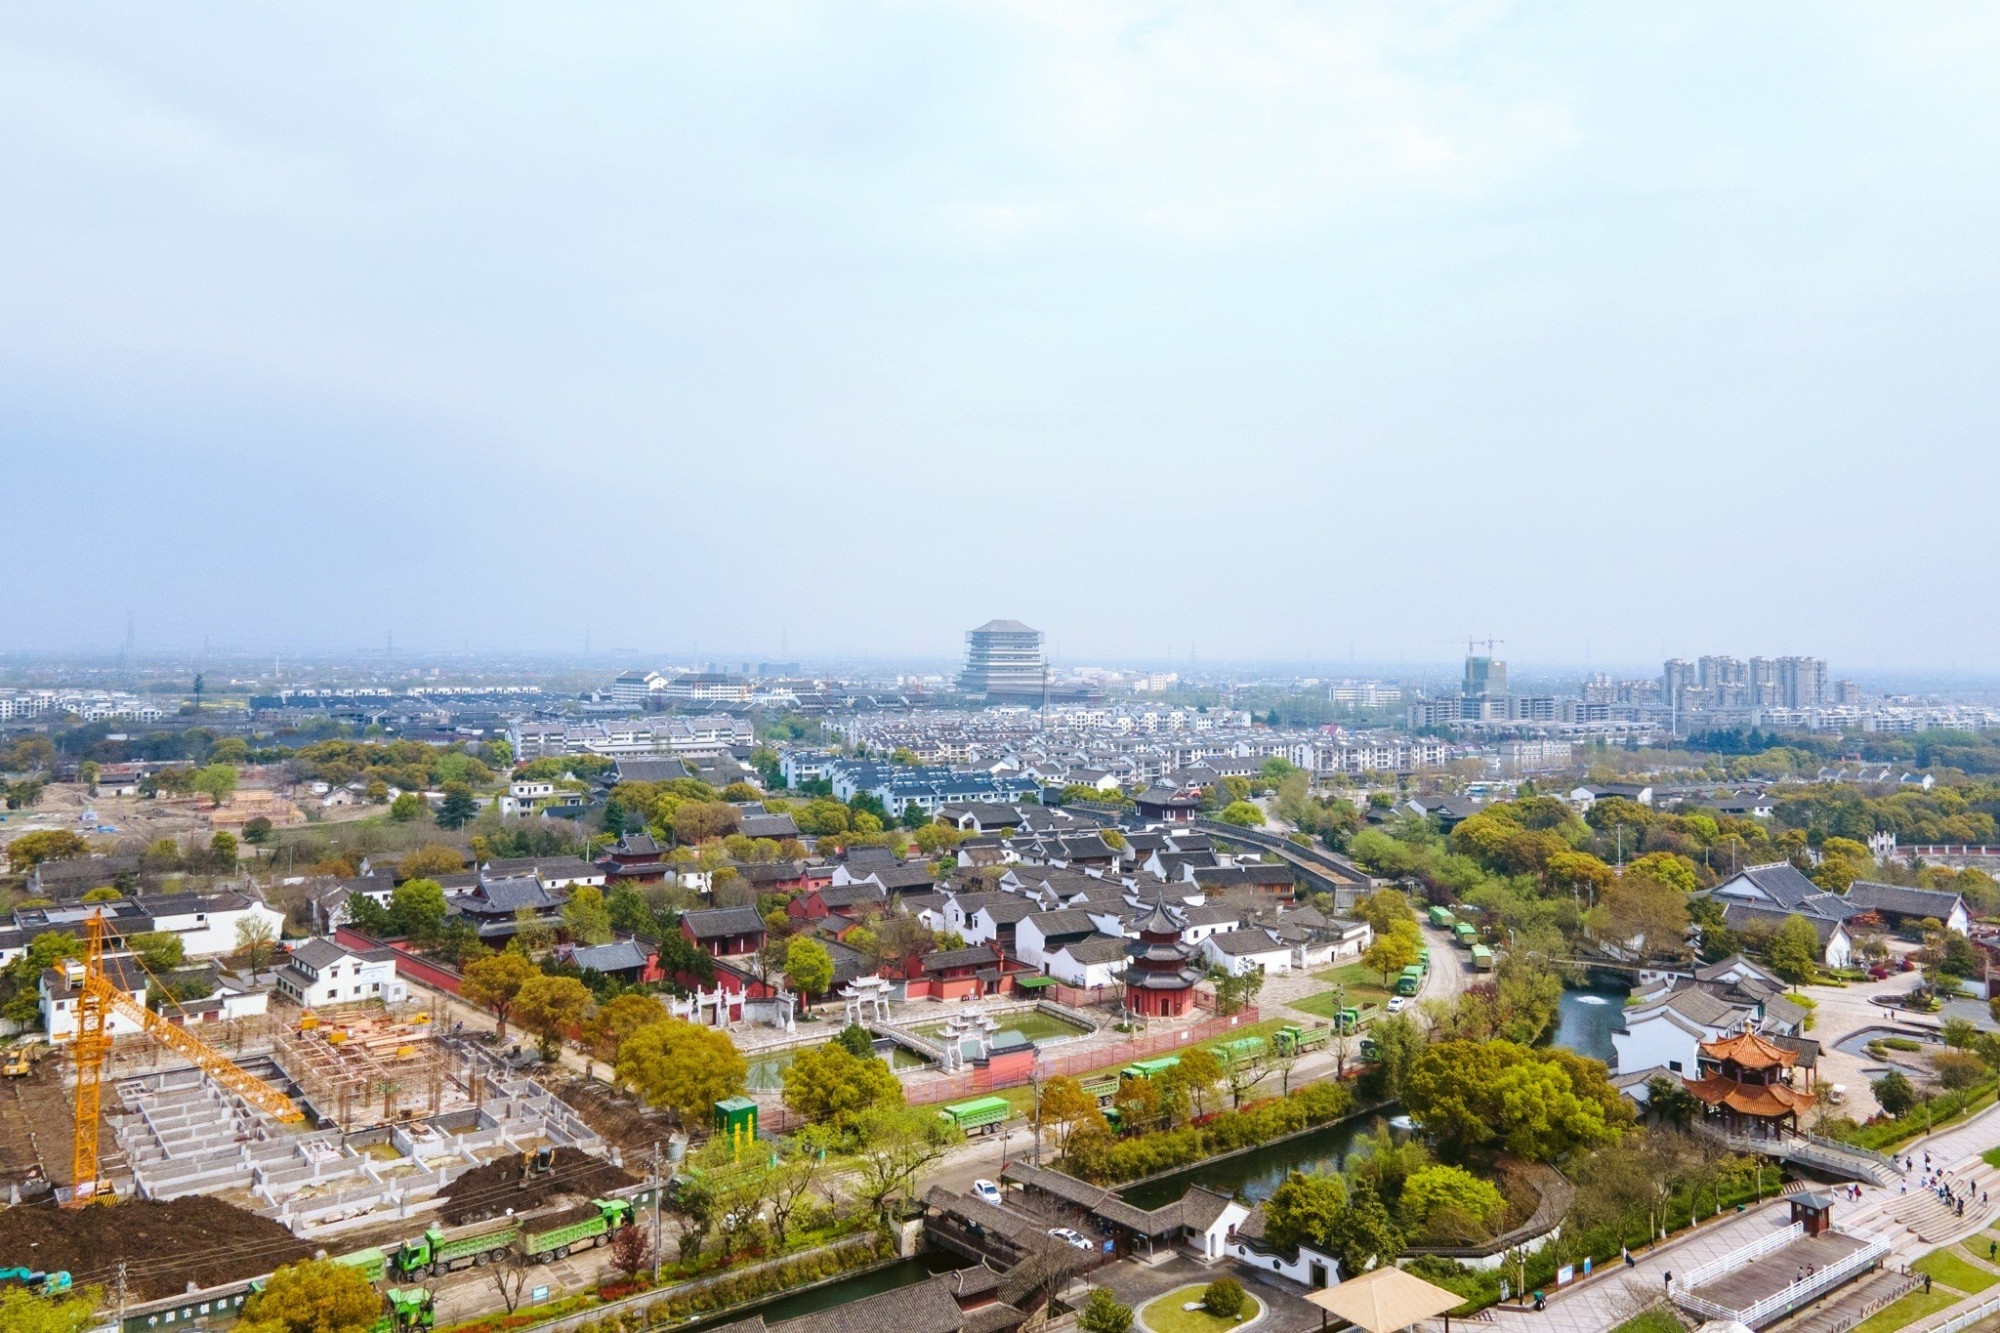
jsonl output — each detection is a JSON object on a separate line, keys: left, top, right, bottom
{"left": 1207, "top": 1036, "right": 1268, "bottom": 1068}
{"left": 0, "top": 1267, "right": 73, "bottom": 1296}
{"left": 1469, "top": 944, "right": 1494, "bottom": 972}
{"left": 1119, "top": 1056, "right": 1181, "bottom": 1081}
{"left": 1453, "top": 921, "right": 1478, "bottom": 948}
{"left": 937, "top": 1096, "right": 1011, "bottom": 1135}
{"left": 1274, "top": 1024, "right": 1329, "bottom": 1056}
{"left": 1427, "top": 906, "right": 1456, "bottom": 930}
{"left": 376, "top": 1288, "right": 435, "bottom": 1333}
{"left": 519, "top": 1199, "right": 633, "bottom": 1264}
{"left": 1396, "top": 965, "right": 1423, "bottom": 997}
{"left": 335, "top": 1247, "right": 388, "bottom": 1284}
{"left": 392, "top": 1216, "right": 520, "bottom": 1278}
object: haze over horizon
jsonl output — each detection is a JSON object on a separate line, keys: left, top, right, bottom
{"left": 4, "top": 4, "right": 1999, "bottom": 669}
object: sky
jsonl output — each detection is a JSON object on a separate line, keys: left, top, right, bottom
{"left": 3, "top": 3, "right": 2000, "bottom": 673}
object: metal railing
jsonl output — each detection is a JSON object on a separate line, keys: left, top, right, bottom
{"left": 1676, "top": 1232, "right": 1891, "bottom": 1328}
{"left": 1671, "top": 1221, "right": 1804, "bottom": 1294}
{"left": 1804, "top": 1133, "right": 1905, "bottom": 1173}
{"left": 1923, "top": 1286, "right": 2000, "bottom": 1333}
{"left": 1818, "top": 1273, "right": 1919, "bottom": 1333}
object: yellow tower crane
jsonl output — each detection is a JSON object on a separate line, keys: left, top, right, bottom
{"left": 70, "top": 910, "right": 305, "bottom": 1204}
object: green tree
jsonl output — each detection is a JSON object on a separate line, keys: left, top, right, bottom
{"left": 562, "top": 885, "right": 615, "bottom": 946}
{"left": 836, "top": 1022, "right": 876, "bottom": 1057}
{"left": 238, "top": 1258, "right": 378, "bottom": 1333}
{"left": 1263, "top": 1170, "right": 1348, "bottom": 1251}
{"left": 1078, "top": 1287, "right": 1133, "bottom": 1333}
{"left": 783, "top": 936, "right": 834, "bottom": 1007}
{"left": 128, "top": 931, "right": 186, "bottom": 973}
{"left": 1219, "top": 800, "right": 1265, "bottom": 827}
{"left": 1873, "top": 1069, "right": 1917, "bottom": 1116}
{"left": 1766, "top": 914, "right": 1822, "bottom": 983}
{"left": 388, "top": 792, "right": 424, "bottom": 822}
{"left": 1355, "top": 888, "right": 1416, "bottom": 934}
{"left": 235, "top": 913, "right": 280, "bottom": 976}
{"left": 514, "top": 974, "right": 593, "bottom": 1061}
{"left": 190, "top": 763, "right": 238, "bottom": 807}
{"left": 850, "top": 1103, "right": 962, "bottom": 1216}
{"left": 1323, "top": 1187, "right": 1405, "bottom": 1277}
{"left": 436, "top": 782, "right": 478, "bottom": 830}
{"left": 460, "top": 951, "right": 538, "bottom": 1037}
{"left": 242, "top": 816, "right": 275, "bottom": 845}
{"left": 1400, "top": 1164, "right": 1505, "bottom": 1236}
{"left": 390, "top": 878, "right": 449, "bottom": 942}
{"left": 1363, "top": 925, "right": 1421, "bottom": 986}
{"left": 617, "top": 1018, "right": 746, "bottom": 1123}
{"left": 1202, "top": 1278, "right": 1247, "bottom": 1319}
{"left": 5, "top": 829, "right": 87, "bottom": 871}
{"left": 0, "top": 1287, "right": 101, "bottom": 1333}
{"left": 782, "top": 1040, "right": 904, "bottom": 1129}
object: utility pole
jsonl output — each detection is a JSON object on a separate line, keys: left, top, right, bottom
{"left": 650, "top": 1141, "right": 664, "bottom": 1283}
{"left": 117, "top": 1261, "right": 127, "bottom": 1329}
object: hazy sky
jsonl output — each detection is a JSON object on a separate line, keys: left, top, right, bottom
{"left": 5, "top": 4, "right": 2000, "bottom": 672}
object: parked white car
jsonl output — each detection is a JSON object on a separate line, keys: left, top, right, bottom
{"left": 1048, "top": 1227, "right": 1093, "bottom": 1251}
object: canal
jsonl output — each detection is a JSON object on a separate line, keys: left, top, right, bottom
{"left": 1552, "top": 983, "right": 1628, "bottom": 1065}
{"left": 1116, "top": 1107, "right": 1408, "bottom": 1210}
{"left": 678, "top": 1252, "right": 972, "bottom": 1333}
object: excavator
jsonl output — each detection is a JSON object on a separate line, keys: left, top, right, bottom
{"left": 69, "top": 909, "right": 304, "bottom": 1204}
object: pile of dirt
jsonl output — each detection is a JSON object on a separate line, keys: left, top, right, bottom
{"left": 555, "top": 1078, "right": 678, "bottom": 1153}
{"left": 0, "top": 1196, "right": 312, "bottom": 1300}
{"left": 438, "top": 1147, "right": 638, "bottom": 1224}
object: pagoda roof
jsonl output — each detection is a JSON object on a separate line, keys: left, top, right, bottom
{"left": 1699, "top": 1029, "right": 1798, "bottom": 1070}
{"left": 1685, "top": 1074, "right": 1815, "bottom": 1118}
{"left": 1136, "top": 902, "right": 1183, "bottom": 937}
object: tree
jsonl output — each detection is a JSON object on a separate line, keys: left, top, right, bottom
{"left": 1590, "top": 874, "right": 1691, "bottom": 963}
{"left": 784, "top": 936, "right": 834, "bottom": 1007}
{"left": 236, "top": 914, "right": 280, "bottom": 977}
{"left": 81, "top": 886, "right": 122, "bottom": 903}
{"left": 1363, "top": 927, "right": 1421, "bottom": 986}
{"left": 436, "top": 782, "right": 478, "bottom": 830}
{"left": 1166, "top": 1046, "right": 1223, "bottom": 1118}
{"left": 6, "top": 829, "right": 87, "bottom": 872}
{"left": 388, "top": 792, "right": 424, "bottom": 822}
{"left": 1212, "top": 965, "right": 1264, "bottom": 1016}
{"left": 1355, "top": 888, "right": 1417, "bottom": 934}
{"left": 562, "top": 886, "right": 614, "bottom": 946}
{"left": 210, "top": 831, "right": 239, "bottom": 867}
{"left": 1263, "top": 1170, "right": 1348, "bottom": 1252}
{"left": 609, "top": 1221, "right": 650, "bottom": 1278}
{"left": 1202, "top": 1278, "right": 1247, "bottom": 1319}
{"left": 0, "top": 1287, "right": 101, "bottom": 1333}
{"left": 588, "top": 993, "right": 667, "bottom": 1070}
{"left": 783, "top": 1040, "right": 904, "bottom": 1128}
{"left": 78, "top": 759, "right": 100, "bottom": 793}
{"left": 399, "top": 845, "right": 463, "bottom": 879}
{"left": 1400, "top": 1164, "right": 1505, "bottom": 1237}
{"left": 1323, "top": 1187, "right": 1405, "bottom": 1277}
{"left": 128, "top": 931, "right": 186, "bottom": 973}
{"left": 514, "top": 974, "right": 593, "bottom": 1061}
{"left": 617, "top": 1018, "right": 748, "bottom": 1124}
{"left": 1873, "top": 1069, "right": 1917, "bottom": 1116}
{"left": 461, "top": 951, "right": 538, "bottom": 1037}
{"left": 836, "top": 1022, "right": 876, "bottom": 1057}
{"left": 766, "top": 1127, "right": 835, "bottom": 1247}
{"left": 391, "top": 878, "right": 449, "bottom": 942}
{"left": 1037, "top": 1075, "right": 1109, "bottom": 1154}
{"left": 1078, "top": 1287, "right": 1134, "bottom": 1333}
{"left": 239, "top": 1258, "right": 378, "bottom": 1333}
{"left": 1219, "top": 801, "right": 1265, "bottom": 827}
{"left": 190, "top": 764, "right": 238, "bottom": 807}
{"left": 488, "top": 1251, "right": 532, "bottom": 1315}
{"left": 850, "top": 1104, "right": 962, "bottom": 1216}
{"left": 1766, "top": 914, "right": 1822, "bottom": 983}
{"left": 243, "top": 816, "right": 275, "bottom": 845}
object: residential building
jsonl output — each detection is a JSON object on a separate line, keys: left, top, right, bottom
{"left": 958, "top": 619, "right": 1046, "bottom": 701}
{"left": 273, "top": 938, "right": 407, "bottom": 1008}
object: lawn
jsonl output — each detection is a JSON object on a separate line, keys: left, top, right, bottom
{"left": 1139, "top": 1285, "right": 1263, "bottom": 1333}
{"left": 1982, "top": 1146, "right": 2000, "bottom": 1170}
{"left": 1913, "top": 1248, "right": 1999, "bottom": 1294}
{"left": 1289, "top": 990, "right": 1381, "bottom": 1022}
{"left": 1962, "top": 1239, "right": 2000, "bottom": 1269}
{"left": 1609, "top": 1308, "right": 1686, "bottom": 1333}
{"left": 1311, "top": 962, "right": 1395, "bottom": 1000}
{"left": 1851, "top": 1289, "right": 1960, "bottom": 1333}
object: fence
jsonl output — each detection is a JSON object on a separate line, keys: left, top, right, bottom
{"left": 1669, "top": 1222, "right": 1804, "bottom": 1295}
{"left": 1033, "top": 1009, "right": 1263, "bottom": 1079}
{"left": 1922, "top": 1285, "right": 2000, "bottom": 1333}
{"left": 1671, "top": 1224, "right": 1893, "bottom": 1328}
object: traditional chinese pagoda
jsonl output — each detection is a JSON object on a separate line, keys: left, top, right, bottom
{"left": 1684, "top": 1028, "right": 1815, "bottom": 1138}
{"left": 1124, "top": 901, "right": 1203, "bottom": 1018}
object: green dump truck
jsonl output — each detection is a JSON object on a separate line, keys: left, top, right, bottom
{"left": 335, "top": 1247, "right": 388, "bottom": 1284}
{"left": 1274, "top": 1024, "right": 1329, "bottom": 1056}
{"left": 1470, "top": 944, "right": 1494, "bottom": 971}
{"left": 1453, "top": 921, "right": 1478, "bottom": 947}
{"left": 937, "top": 1096, "right": 1012, "bottom": 1134}
{"left": 1396, "top": 965, "right": 1423, "bottom": 996}
{"left": 520, "top": 1199, "right": 633, "bottom": 1263}
{"left": 1207, "top": 1035, "right": 1268, "bottom": 1068}
{"left": 376, "top": 1288, "right": 435, "bottom": 1333}
{"left": 1120, "top": 1055, "right": 1181, "bottom": 1081}
{"left": 392, "top": 1216, "right": 521, "bottom": 1277}
{"left": 1427, "top": 906, "right": 1456, "bottom": 930}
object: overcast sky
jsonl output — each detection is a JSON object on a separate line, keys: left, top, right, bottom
{"left": 4, "top": 4, "right": 1999, "bottom": 673}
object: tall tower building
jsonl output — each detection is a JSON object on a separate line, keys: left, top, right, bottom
{"left": 1777, "top": 657, "right": 1828, "bottom": 708}
{"left": 1662, "top": 659, "right": 1696, "bottom": 711}
{"left": 1463, "top": 654, "right": 1507, "bottom": 699}
{"left": 959, "top": 619, "right": 1046, "bottom": 701}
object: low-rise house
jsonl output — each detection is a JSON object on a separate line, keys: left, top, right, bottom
{"left": 1046, "top": 936, "right": 1129, "bottom": 989}
{"left": 273, "top": 938, "right": 407, "bottom": 1008}
{"left": 479, "top": 856, "right": 605, "bottom": 891}
{"left": 41, "top": 957, "right": 150, "bottom": 1041}
{"left": 1613, "top": 955, "right": 1813, "bottom": 1079}
{"left": 680, "top": 906, "right": 767, "bottom": 959}
{"left": 28, "top": 855, "right": 142, "bottom": 901}
{"left": 1705, "top": 862, "right": 1859, "bottom": 967}
{"left": 1015, "top": 909, "right": 1100, "bottom": 969}
{"left": 556, "top": 937, "right": 661, "bottom": 985}
{"left": 1843, "top": 881, "right": 1970, "bottom": 935}
{"left": 1190, "top": 863, "right": 1297, "bottom": 901}
{"left": 1201, "top": 928, "right": 1292, "bottom": 976}
{"left": 139, "top": 891, "right": 288, "bottom": 959}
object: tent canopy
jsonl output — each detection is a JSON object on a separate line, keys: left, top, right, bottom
{"left": 1305, "top": 1268, "right": 1463, "bottom": 1333}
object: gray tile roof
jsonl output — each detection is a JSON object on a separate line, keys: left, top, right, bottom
{"left": 683, "top": 906, "right": 767, "bottom": 939}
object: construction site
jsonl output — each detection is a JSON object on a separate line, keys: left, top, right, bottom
{"left": 0, "top": 914, "right": 638, "bottom": 1306}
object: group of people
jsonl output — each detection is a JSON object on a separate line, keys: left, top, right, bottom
{"left": 1898, "top": 1149, "right": 1988, "bottom": 1219}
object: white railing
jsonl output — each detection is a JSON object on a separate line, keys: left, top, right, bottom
{"left": 1924, "top": 1288, "right": 2000, "bottom": 1333}
{"left": 1820, "top": 1274, "right": 1919, "bottom": 1333}
{"left": 1671, "top": 1222, "right": 1803, "bottom": 1294}
{"left": 1676, "top": 1233, "right": 1891, "bottom": 1328}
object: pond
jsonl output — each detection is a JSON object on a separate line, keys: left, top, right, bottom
{"left": 1116, "top": 1106, "right": 1408, "bottom": 1210}
{"left": 912, "top": 1009, "right": 1095, "bottom": 1046}
{"left": 1551, "top": 984, "right": 1628, "bottom": 1066}
{"left": 743, "top": 1042, "right": 927, "bottom": 1092}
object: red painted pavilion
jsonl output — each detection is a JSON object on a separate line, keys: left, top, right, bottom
{"left": 1124, "top": 901, "right": 1203, "bottom": 1018}
{"left": 1684, "top": 1029, "right": 1815, "bottom": 1138}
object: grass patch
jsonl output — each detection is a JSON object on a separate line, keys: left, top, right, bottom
{"left": 1961, "top": 1240, "right": 2000, "bottom": 1269}
{"left": 1851, "top": 1289, "right": 1958, "bottom": 1333}
{"left": 1312, "top": 962, "right": 1394, "bottom": 999}
{"left": 1609, "top": 1309, "right": 1685, "bottom": 1333}
{"left": 1982, "top": 1146, "right": 2000, "bottom": 1170}
{"left": 1289, "top": 990, "right": 1380, "bottom": 1022}
{"left": 1913, "top": 1249, "right": 1999, "bottom": 1294}
{"left": 1139, "top": 1285, "right": 1262, "bottom": 1333}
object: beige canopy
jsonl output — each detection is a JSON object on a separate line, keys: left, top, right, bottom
{"left": 1305, "top": 1267, "right": 1464, "bottom": 1333}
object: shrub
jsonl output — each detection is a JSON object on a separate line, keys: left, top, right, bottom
{"left": 1203, "top": 1278, "right": 1247, "bottom": 1318}
{"left": 1079, "top": 1287, "right": 1134, "bottom": 1333}
{"left": 1935, "top": 1051, "right": 1987, "bottom": 1091}
{"left": 1065, "top": 1078, "right": 1355, "bottom": 1183}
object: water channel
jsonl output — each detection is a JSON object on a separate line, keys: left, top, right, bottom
{"left": 677, "top": 1253, "right": 972, "bottom": 1333}
{"left": 1551, "top": 983, "right": 1628, "bottom": 1065}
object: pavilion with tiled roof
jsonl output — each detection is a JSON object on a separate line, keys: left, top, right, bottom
{"left": 1684, "top": 1028, "right": 1815, "bottom": 1137}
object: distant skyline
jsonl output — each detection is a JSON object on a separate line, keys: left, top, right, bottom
{"left": 4, "top": 5, "right": 1999, "bottom": 668}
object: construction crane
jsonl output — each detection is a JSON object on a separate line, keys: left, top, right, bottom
{"left": 71, "top": 910, "right": 304, "bottom": 1204}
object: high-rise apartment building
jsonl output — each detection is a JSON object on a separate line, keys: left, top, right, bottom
{"left": 1662, "top": 659, "right": 1696, "bottom": 709}
{"left": 1749, "top": 657, "right": 1781, "bottom": 706}
{"left": 959, "top": 619, "right": 1046, "bottom": 701}
{"left": 1777, "top": 656, "right": 1828, "bottom": 708}
{"left": 1464, "top": 654, "right": 1507, "bottom": 699}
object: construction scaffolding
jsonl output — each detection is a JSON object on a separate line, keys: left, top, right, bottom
{"left": 270, "top": 999, "right": 477, "bottom": 1135}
